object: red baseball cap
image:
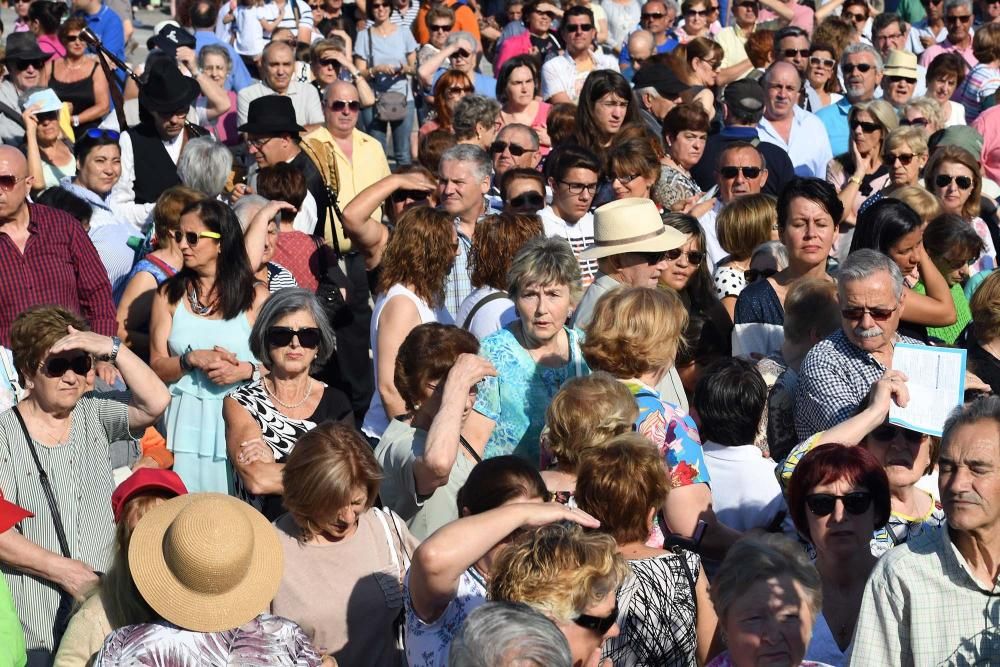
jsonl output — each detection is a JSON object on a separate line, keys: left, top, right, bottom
{"left": 0, "top": 489, "right": 32, "bottom": 533}
{"left": 111, "top": 469, "right": 188, "bottom": 524}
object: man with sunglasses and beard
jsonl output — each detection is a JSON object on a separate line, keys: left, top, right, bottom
{"left": 795, "top": 249, "right": 923, "bottom": 439}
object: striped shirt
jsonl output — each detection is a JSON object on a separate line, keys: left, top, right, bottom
{"left": 367, "top": 2, "right": 420, "bottom": 29}
{"left": 0, "top": 393, "right": 131, "bottom": 661}
{"left": 271, "top": 0, "right": 314, "bottom": 34}
{"left": 266, "top": 261, "right": 299, "bottom": 293}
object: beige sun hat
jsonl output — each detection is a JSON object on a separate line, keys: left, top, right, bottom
{"left": 883, "top": 50, "right": 918, "bottom": 79}
{"left": 128, "top": 493, "right": 283, "bottom": 633}
{"left": 579, "top": 198, "right": 687, "bottom": 260}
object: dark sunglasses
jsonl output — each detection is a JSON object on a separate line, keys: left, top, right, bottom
{"left": 809, "top": 56, "right": 835, "bottom": 67}
{"left": 745, "top": 267, "right": 777, "bottom": 282}
{"left": 573, "top": 604, "right": 618, "bottom": 635}
{"left": 330, "top": 99, "right": 361, "bottom": 112}
{"left": 687, "top": 7, "right": 711, "bottom": 15}
{"left": 566, "top": 23, "right": 594, "bottom": 32}
{"left": 870, "top": 423, "right": 925, "bottom": 443}
{"left": 490, "top": 140, "right": 531, "bottom": 156}
{"left": 805, "top": 491, "right": 873, "bottom": 517}
{"left": 318, "top": 58, "right": 341, "bottom": 68}
{"left": 842, "top": 63, "right": 875, "bottom": 74}
{"left": 390, "top": 188, "right": 429, "bottom": 203}
{"left": 36, "top": 111, "right": 59, "bottom": 123}
{"left": 841, "top": 305, "right": 897, "bottom": 320}
{"left": 535, "top": 9, "right": 557, "bottom": 18}
{"left": 945, "top": 13, "right": 972, "bottom": 22}
{"left": 886, "top": 75, "right": 917, "bottom": 85}
{"left": 508, "top": 191, "right": 545, "bottom": 210}
{"left": 850, "top": 119, "right": 881, "bottom": 133}
{"left": 664, "top": 248, "right": 705, "bottom": 264}
{"left": 454, "top": 48, "right": 472, "bottom": 58}
{"left": 13, "top": 59, "right": 46, "bottom": 71}
{"left": 370, "top": 2, "right": 391, "bottom": 7}
{"left": 429, "top": 23, "right": 453, "bottom": 31}
{"left": 267, "top": 326, "right": 322, "bottom": 349}
{"left": 900, "top": 117, "right": 929, "bottom": 127}
{"left": 734, "top": 1, "right": 759, "bottom": 8}
{"left": 935, "top": 174, "right": 973, "bottom": 190}
{"left": 782, "top": 48, "right": 810, "bottom": 59}
{"left": 0, "top": 175, "right": 25, "bottom": 192}
{"left": 843, "top": 11, "right": 867, "bottom": 21}
{"left": 42, "top": 354, "right": 93, "bottom": 378}
{"left": 641, "top": 11, "right": 665, "bottom": 19}
{"left": 171, "top": 230, "right": 222, "bottom": 246}
{"left": 888, "top": 152, "right": 920, "bottom": 165}
{"left": 64, "top": 34, "right": 85, "bottom": 43}
{"left": 446, "top": 85, "right": 473, "bottom": 95}
{"left": 719, "top": 165, "right": 763, "bottom": 179}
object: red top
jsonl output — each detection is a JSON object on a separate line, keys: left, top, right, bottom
{"left": 0, "top": 204, "right": 117, "bottom": 345}
{"left": 274, "top": 230, "right": 338, "bottom": 292}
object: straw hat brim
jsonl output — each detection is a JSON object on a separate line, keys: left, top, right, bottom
{"left": 579, "top": 223, "right": 688, "bottom": 260}
{"left": 128, "top": 493, "right": 284, "bottom": 633}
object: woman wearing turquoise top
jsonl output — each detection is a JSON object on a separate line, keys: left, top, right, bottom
{"left": 149, "top": 198, "right": 277, "bottom": 493}
{"left": 464, "top": 236, "right": 589, "bottom": 464}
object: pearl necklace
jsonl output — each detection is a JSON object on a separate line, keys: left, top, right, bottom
{"left": 265, "top": 377, "right": 313, "bottom": 409}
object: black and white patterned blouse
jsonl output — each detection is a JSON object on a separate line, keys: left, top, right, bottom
{"left": 228, "top": 379, "right": 352, "bottom": 519}
{"left": 603, "top": 550, "right": 701, "bottom": 667}
{"left": 713, "top": 266, "right": 747, "bottom": 300}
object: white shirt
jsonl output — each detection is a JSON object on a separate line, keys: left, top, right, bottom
{"left": 701, "top": 441, "right": 789, "bottom": 533}
{"left": 237, "top": 79, "right": 325, "bottom": 127}
{"left": 541, "top": 51, "right": 619, "bottom": 103}
{"left": 110, "top": 130, "right": 184, "bottom": 232}
{"left": 539, "top": 206, "right": 598, "bottom": 287}
{"left": 456, "top": 287, "right": 517, "bottom": 340}
{"left": 758, "top": 105, "right": 833, "bottom": 179}
{"left": 697, "top": 199, "right": 726, "bottom": 272}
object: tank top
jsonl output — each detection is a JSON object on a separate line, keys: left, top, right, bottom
{"left": 166, "top": 301, "right": 257, "bottom": 399}
{"left": 362, "top": 284, "right": 452, "bottom": 438}
{"left": 48, "top": 61, "right": 100, "bottom": 133}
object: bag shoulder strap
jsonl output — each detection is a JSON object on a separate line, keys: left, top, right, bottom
{"left": 366, "top": 28, "right": 374, "bottom": 71}
{"left": 461, "top": 290, "right": 508, "bottom": 330}
{"left": 372, "top": 507, "right": 410, "bottom": 580}
{"left": 142, "top": 254, "right": 177, "bottom": 278}
{"left": 12, "top": 407, "right": 71, "bottom": 558}
{"left": 458, "top": 435, "right": 482, "bottom": 464}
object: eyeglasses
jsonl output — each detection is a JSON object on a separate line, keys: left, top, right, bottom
{"left": 558, "top": 180, "right": 598, "bottom": 195}
{"left": 686, "top": 8, "right": 711, "bottom": 16}
{"left": 843, "top": 11, "right": 867, "bottom": 21}
{"left": 0, "top": 175, "right": 25, "bottom": 192}
{"left": 508, "top": 191, "right": 545, "bottom": 210}
{"left": 719, "top": 165, "right": 763, "bottom": 179}
{"left": 248, "top": 136, "right": 277, "bottom": 150}
{"left": 875, "top": 32, "right": 904, "bottom": 42}
{"left": 901, "top": 117, "right": 929, "bottom": 127}
{"left": 430, "top": 23, "right": 453, "bottom": 31}
{"left": 390, "top": 188, "right": 429, "bottom": 203}
{"left": 641, "top": 11, "right": 665, "bottom": 19}
{"left": 371, "top": 2, "right": 390, "bottom": 7}
{"left": 171, "top": 230, "right": 222, "bottom": 246}
{"left": 781, "top": 48, "right": 810, "bottom": 59}
{"left": 41, "top": 353, "right": 93, "bottom": 378}
{"left": 13, "top": 59, "right": 46, "bottom": 71}
{"left": 945, "top": 13, "right": 972, "bottom": 23}
{"left": 842, "top": 63, "right": 875, "bottom": 74}
{"left": 267, "top": 326, "right": 322, "bottom": 348}
{"left": 64, "top": 34, "right": 85, "bottom": 43}
{"left": 935, "top": 174, "right": 973, "bottom": 190}
{"left": 870, "top": 423, "right": 925, "bottom": 443}
{"left": 850, "top": 119, "right": 881, "bottom": 133}
{"left": 665, "top": 248, "right": 705, "bottom": 264}
{"left": 330, "top": 99, "right": 361, "bottom": 112}
{"left": 612, "top": 173, "right": 642, "bottom": 185}
{"left": 446, "top": 85, "right": 473, "bottom": 95}
{"left": 809, "top": 56, "right": 835, "bottom": 68}
{"left": 889, "top": 152, "right": 921, "bottom": 165}
{"left": 565, "top": 22, "right": 594, "bottom": 32}
{"left": 745, "top": 267, "right": 777, "bottom": 282}
{"left": 490, "top": 140, "right": 532, "bottom": 156}
{"left": 886, "top": 75, "right": 917, "bottom": 85}
{"left": 841, "top": 305, "right": 898, "bottom": 320}
{"left": 805, "top": 491, "right": 873, "bottom": 517}
{"left": 573, "top": 604, "right": 618, "bottom": 635}
{"left": 317, "top": 58, "right": 340, "bottom": 68}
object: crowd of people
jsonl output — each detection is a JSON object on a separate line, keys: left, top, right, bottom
{"left": 0, "top": 0, "right": 998, "bottom": 664}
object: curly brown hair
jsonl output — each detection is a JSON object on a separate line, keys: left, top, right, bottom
{"left": 469, "top": 213, "right": 544, "bottom": 290}
{"left": 11, "top": 305, "right": 88, "bottom": 383}
{"left": 377, "top": 206, "right": 456, "bottom": 307}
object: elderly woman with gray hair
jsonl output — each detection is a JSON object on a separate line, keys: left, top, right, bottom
{"left": 232, "top": 195, "right": 299, "bottom": 294}
{"left": 452, "top": 94, "right": 502, "bottom": 150}
{"left": 177, "top": 137, "right": 233, "bottom": 199}
{"left": 223, "top": 288, "right": 353, "bottom": 520}
{"left": 197, "top": 44, "right": 240, "bottom": 145}
{"left": 463, "top": 236, "right": 590, "bottom": 463}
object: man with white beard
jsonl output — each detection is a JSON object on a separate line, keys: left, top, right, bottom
{"left": 793, "top": 249, "right": 923, "bottom": 438}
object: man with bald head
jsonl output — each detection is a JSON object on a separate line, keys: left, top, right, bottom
{"left": 237, "top": 41, "right": 325, "bottom": 129}
{"left": 757, "top": 61, "right": 833, "bottom": 178}
{"left": 0, "top": 146, "right": 116, "bottom": 345}
{"left": 621, "top": 29, "right": 654, "bottom": 81}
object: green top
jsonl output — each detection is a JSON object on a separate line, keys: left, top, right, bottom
{"left": 0, "top": 574, "right": 26, "bottom": 667}
{"left": 897, "top": 0, "right": 926, "bottom": 24}
{"left": 913, "top": 281, "right": 971, "bottom": 344}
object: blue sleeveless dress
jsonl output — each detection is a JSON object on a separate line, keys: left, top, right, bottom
{"left": 165, "top": 302, "right": 257, "bottom": 493}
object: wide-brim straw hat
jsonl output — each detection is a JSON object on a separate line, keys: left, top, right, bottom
{"left": 580, "top": 198, "right": 688, "bottom": 260}
{"left": 128, "top": 493, "right": 283, "bottom": 633}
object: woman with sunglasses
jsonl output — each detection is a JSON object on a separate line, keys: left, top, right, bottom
{"left": 805, "top": 43, "right": 843, "bottom": 111}
{"left": 48, "top": 18, "right": 110, "bottom": 134}
{"left": 670, "top": 38, "right": 724, "bottom": 120}
{"left": 881, "top": 126, "right": 928, "bottom": 191}
{"left": 677, "top": 0, "right": 713, "bottom": 42}
{"left": 22, "top": 93, "right": 75, "bottom": 192}
{"left": 149, "top": 198, "right": 276, "bottom": 493}
{"left": 494, "top": 2, "right": 562, "bottom": 70}
{"left": 925, "top": 145, "right": 996, "bottom": 274}
{"left": 825, "top": 100, "right": 897, "bottom": 234}
{"left": 418, "top": 69, "right": 473, "bottom": 136}
{"left": 223, "top": 289, "right": 351, "bottom": 521}
{"left": 607, "top": 133, "right": 661, "bottom": 202}
{"left": 900, "top": 97, "right": 944, "bottom": 136}
{"left": 496, "top": 55, "right": 552, "bottom": 154}
{"left": 661, "top": 213, "right": 734, "bottom": 337}
{"left": 0, "top": 305, "right": 170, "bottom": 664}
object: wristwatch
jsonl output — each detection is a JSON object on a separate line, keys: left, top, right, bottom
{"left": 102, "top": 336, "right": 122, "bottom": 363}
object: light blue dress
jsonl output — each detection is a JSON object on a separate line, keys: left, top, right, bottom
{"left": 165, "top": 302, "right": 256, "bottom": 493}
{"left": 474, "top": 325, "right": 589, "bottom": 464}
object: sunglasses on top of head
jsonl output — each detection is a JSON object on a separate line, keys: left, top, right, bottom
{"left": 266, "top": 326, "right": 322, "bottom": 349}
{"left": 172, "top": 230, "right": 222, "bottom": 246}
{"left": 805, "top": 491, "right": 873, "bottom": 517}
{"left": 41, "top": 353, "right": 93, "bottom": 378}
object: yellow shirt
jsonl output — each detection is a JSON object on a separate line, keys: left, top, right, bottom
{"left": 715, "top": 23, "right": 756, "bottom": 76}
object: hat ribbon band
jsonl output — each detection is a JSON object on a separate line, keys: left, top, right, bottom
{"left": 594, "top": 226, "right": 667, "bottom": 247}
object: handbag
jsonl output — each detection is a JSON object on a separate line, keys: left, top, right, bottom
{"left": 12, "top": 407, "right": 76, "bottom": 646}
{"left": 366, "top": 29, "right": 409, "bottom": 122}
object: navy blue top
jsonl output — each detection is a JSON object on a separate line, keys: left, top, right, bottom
{"left": 734, "top": 279, "right": 784, "bottom": 326}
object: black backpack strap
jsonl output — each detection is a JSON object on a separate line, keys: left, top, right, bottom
{"left": 461, "top": 290, "right": 508, "bottom": 330}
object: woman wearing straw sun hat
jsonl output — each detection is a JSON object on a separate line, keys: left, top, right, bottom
{"left": 94, "top": 493, "right": 326, "bottom": 665}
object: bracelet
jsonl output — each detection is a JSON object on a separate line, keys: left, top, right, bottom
{"left": 179, "top": 351, "right": 193, "bottom": 371}
{"left": 848, "top": 175, "right": 863, "bottom": 186}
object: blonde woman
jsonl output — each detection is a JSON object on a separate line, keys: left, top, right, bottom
{"left": 713, "top": 193, "right": 777, "bottom": 320}
{"left": 539, "top": 372, "right": 639, "bottom": 503}
{"left": 901, "top": 97, "right": 945, "bottom": 136}
{"left": 882, "top": 127, "right": 929, "bottom": 191}
{"left": 969, "top": 271, "right": 1000, "bottom": 394}
{"left": 887, "top": 185, "right": 944, "bottom": 225}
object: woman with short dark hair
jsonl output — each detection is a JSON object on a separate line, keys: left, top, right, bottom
{"left": 654, "top": 103, "right": 712, "bottom": 213}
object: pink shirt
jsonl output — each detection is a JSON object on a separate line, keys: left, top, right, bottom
{"left": 919, "top": 39, "right": 977, "bottom": 69}
{"left": 758, "top": 1, "right": 815, "bottom": 37}
{"left": 38, "top": 34, "right": 66, "bottom": 59}
{"left": 973, "top": 105, "right": 1000, "bottom": 189}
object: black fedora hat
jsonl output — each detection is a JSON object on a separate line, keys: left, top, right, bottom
{"left": 139, "top": 59, "right": 201, "bottom": 114}
{"left": 4, "top": 33, "right": 48, "bottom": 63}
{"left": 147, "top": 23, "right": 196, "bottom": 55}
{"left": 237, "top": 95, "right": 305, "bottom": 135}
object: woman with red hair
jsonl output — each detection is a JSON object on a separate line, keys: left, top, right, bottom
{"left": 419, "top": 70, "right": 474, "bottom": 137}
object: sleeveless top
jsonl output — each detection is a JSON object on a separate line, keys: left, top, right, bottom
{"left": 362, "top": 284, "right": 452, "bottom": 439}
{"left": 48, "top": 61, "right": 100, "bottom": 133}
{"left": 125, "top": 256, "right": 178, "bottom": 287}
{"left": 166, "top": 302, "right": 256, "bottom": 400}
